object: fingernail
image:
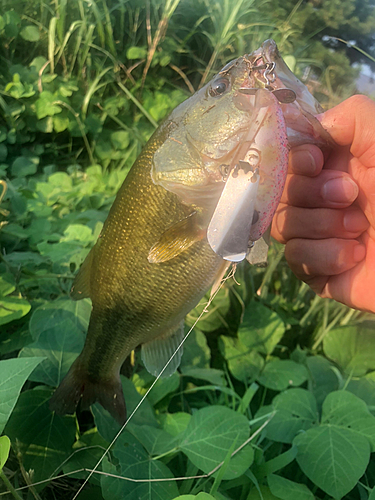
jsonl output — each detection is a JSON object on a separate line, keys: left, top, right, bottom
{"left": 343, "top": 210, "right": 369, "bottom": 233}
{"left": 322, "top": 177, "right": 359, "bottom": 204}
{"left": 291, "top": 150, "right": 317, "bottom": 175}
{"left": 354, "top": 244, "right": 366, "bottom": 263}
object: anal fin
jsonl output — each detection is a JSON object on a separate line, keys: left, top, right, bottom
{"left": 141, "top": 322, "right": 185, "bottom": 377}
{"left": 148, "top": 212, "right": 204, "bottom": 264}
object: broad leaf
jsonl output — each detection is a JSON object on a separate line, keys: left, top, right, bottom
{"left": 268, "top": 474, "right": 314, "bottom": 500}
{"left": 19, "top": 298, "right": 91, "bottom": 386}
{"left": 257, "top": 359, "right": 308, "bottom": 391}
{"left": 0, "top": 296, "right": 31, "bottom": 326}
{"left": 0, "top": 435, "right": 10, "bottom": 470}
{"left": 238, "top": 302, "right": 285, "bottom": 355}
{"left": 322, "top": 390, "right": 375, "bottom": 451}
{"left": 0, "top": 357, "right": 44, "bottom": 434}
{"left": 180, "top": 406, "right": 253, "bottom": 480}
{"left": 306, "top": 355, "right": 338, "bottom": 408}
{"left": 5, "top": 387, "right": 76, "bottom": 487}
{"left": 219, "top": 335, "right": 264, "bottom": 383}
{"left": 101, "top": 433, "right": 179, "bottom": 500}
{"left": 127, "top": 424, "right": 178, "bottom": 456}
{"left": 294, "top": 426, "right": 370, "bottom": 499}
{"left": 323, "top": 323, "right": 375, "bottom": 376}
{"left": 259, "top": 389, "right": 318, "bottom": 444}
{"left": 159, "top": 412, "right": 191, "bottom": 436}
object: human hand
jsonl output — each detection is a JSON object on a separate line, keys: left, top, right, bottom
{"left": 271, "top": 95, "right": 375, "bottom": 313}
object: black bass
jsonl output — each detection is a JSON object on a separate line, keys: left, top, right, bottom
{"left": 50, "top": 40, "right": 332, "bottom": 424}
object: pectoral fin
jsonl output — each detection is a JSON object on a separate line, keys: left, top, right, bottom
{"left": 148, "top": 212, "right": 204, "bottom": 263}
{"left": 141, "top": 322, "right": 185, "bottom": 377}
{"left": 70, "top": 248, "right": 94, "bottom": 300}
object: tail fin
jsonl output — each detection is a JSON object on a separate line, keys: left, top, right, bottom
{"left": 49, "top": 357, "right": 127, "bottom": 425}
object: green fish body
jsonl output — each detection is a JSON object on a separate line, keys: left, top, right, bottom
{"left": 50, "top": 40, "right": 331, "bottom": 424}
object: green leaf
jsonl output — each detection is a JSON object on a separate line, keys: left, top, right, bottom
{"left": 101, "top": 433, "right": 179, "bottom": 500}
{"left": 20, "top": 298, "right": 91, "bottom": 386}
{"left": 20, "top": 25, "right": 40, "bottom": 41}
{"left": 180, "top": 406, "right": 252, "bottom": 480}
{"left": 35, "top": 91, "right": 61, "bottom": 119}
{"left": 0, "top": 357, "right": 44, "bottom": 435}
{"left": 0, "top": 144, "right": 7, "bottom": 161}
{"left": 186, "top": 288, "right": 231, "bottom": 332}
{"left": 369, "top": 487, "right": 375, "bottom": 500}
{"left": 147, "top": 372, "right": 180, "bottom": 406}
{"left": 257, "top": 359, "right": 308, "bottom": 391}
{"left": 323, "top": 323, "right": 375, "bottom": 376}
{"left": 0, "top": 273, "right": 16, "bottom": 297}
{"left": 0, "top": 436, "right": 10, "bottom": 470}
{"left": 260, "top": 389, "right": 318, "bottom": 444}
{"left": 0, "top": 296, "right": 31, "bottom": 326}
{"left": 284, "top": 55, "right": 296, "bottom": 72}
{"left": 127, "top": 424, "right": 178, "bottom": 456}
{"left": 1, "top": 223, "right": 29, "bottom": 239}
{"left": 306, "top": 355, "right": 339, "bottom": 408}
{"left": 126, "top": 46, "right": 147, "bottom": 59}
{"left": 180, "top": 328, "right": 210, "bottom": 369}
{"left": 36, "top": 116, "right": 54, "bottom": 133}
{"left": 11, "top": 156, "right": 39, "bottom": 177}
{"left": 346, "top": 372, "right": 375, "bottom": 407}
{"left": 238, "top": 302, "right": 285, "bottom": 355}
{"left": 158, "top": 412, "right": 191, "bottom": 436}
{"left": 246, "top": 486, "right": 280, "bottom": 500}
{"left": 219, "top": 335, "right": 264, "bottom": 383}
{"left": 110, "top": 131, "right": 130, "bottom": 150}
{"left": 294, "top": 425, "right": 370, "bottom": 499}
{"left": 181, "top": 367, "right": 226, "bottom": 386}
{"left": 172, "top": 495, "right": 216, "bottom": 500}
{"left": 61, "top": 224, "right": 94, "bottom": 244}
{"left": 5, "top": 387, "right": 76, "bottom": 487}
{"left": 63, "top": 429, "right": 109, "bottom": 486}
{"left": 321, "top": 390, "right": 375, "bottom": 451}
{"left": 0, "top": 328, "right": 32, "bottom": 355}
{"left": 268, "top": 474, "right": 314, "bottom": 500}
{"left": 53, "top": 114, "right": 70, "bottom": 133}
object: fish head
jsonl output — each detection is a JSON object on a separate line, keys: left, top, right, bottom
{"left": 151, "top": 55, "right": 267, "bottom": 211}
{"left": 152, "top": 40, "right": 332, "bottom": 262}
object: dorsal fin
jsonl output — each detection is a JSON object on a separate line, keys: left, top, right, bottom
{"left": 148, "top": 212, "right": 204, "bottom": 264}
{"left": 141, "top": 322, "right": 185, "bottom": 377}
{"left": 70, "top": 248, "right": 94, "bottom": 300}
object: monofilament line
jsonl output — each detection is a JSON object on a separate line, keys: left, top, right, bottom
{"left": 0, "top": 413, "right": 273, "bottom": 496}
{"left": 71, "top": 268, "right": 234, "bottom": 500}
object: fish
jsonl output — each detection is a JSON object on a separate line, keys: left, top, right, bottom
{"left": 50, "top": 39, "right": 332, "bottom": 425}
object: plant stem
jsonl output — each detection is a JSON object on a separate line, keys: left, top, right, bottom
{"left": 0, "top": 470, "right": 23, "bottom": 500}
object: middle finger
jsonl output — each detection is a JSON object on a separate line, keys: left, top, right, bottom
{"left": 280, "top": 170, "right": 359, "bottom": 208}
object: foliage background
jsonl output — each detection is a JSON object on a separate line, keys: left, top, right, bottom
{"left": 1, "top": 0, "right": 375, "bottom": 499}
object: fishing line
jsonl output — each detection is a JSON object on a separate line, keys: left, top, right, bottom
{"left": 1, "top": 266, "right": 243, "bottom": 499}
{"left": 0, "top": 413, "right": 273, "bottom": 497}
{"left": 71, "top": 265, "right": 236, "bottom": 499}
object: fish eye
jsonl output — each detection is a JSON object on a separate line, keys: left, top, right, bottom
{"left": 209, "top": 77, "right": 230, "bottom": 97}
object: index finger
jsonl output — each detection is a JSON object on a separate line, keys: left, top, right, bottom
{"left": 319, "top": 95, "right": 375, "bottom": 167}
